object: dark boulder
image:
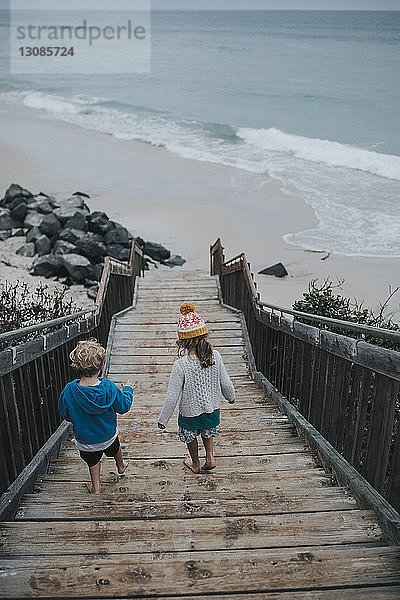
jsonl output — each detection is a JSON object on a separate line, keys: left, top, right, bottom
{"left": 39, "top": 213, "right": 61, "bottom": 237}
{"left": 87, "top": 285, "right": 99, "bottom": 300}
{"left": 93, "top": 262, "right": 104, "bottom": 281}
{"left": 106, "top": 244, "right": 130, "bottom": 262}
{"left": 0, "top": 208, "right": 22, "bottom": 230}
{"left": 10, "top": 202, "right": 28, "bottom": 222}
{"left": 53, "top": 240, "right": 78, "bottom": 255}
{"left": 35, "top": 234, "right": 51, "bottom": 256}
{"left": 75, "top": 235, "right": 106, "bottom": 261}
{"left": 53, "top": 198, "right": 89, "bottom": 225}
{"left": 35, "top": 200, "right": 53, "bottom": 214}
{"left": 72, "top": 191, "right": 90, "bottom": 199}
{"left": 0, "top": 230, "right": 12, "bottom": 241}
{"left": 258, "top": 263, "right": 288, "bottom": 278}
{"left": 12, "top": 228, "right": 25, "bottom": 237}
{"left": 88, "top": 211, "right": 112, "bottom": 235}
{"left": 1, "top": 184, "right": 34, "bottom": 207}
{"left": 32, "top": 254, "right": 64, "bottom": 278}
{"left": 16, "top": 242, "right": 36, "bottom": 257}
{"left": 59, "top": 227, "right": 86, "bottom": 245}
{"left": 84, "top": 278, "right": 99, "bottom": 289}
{"left": 61, "top": 254, "right": 94, "bottom": 283}
{"left": 26, "top": 226, "right": 41, "bottom": 243}
{"left": 24, "top": 211, "right": 45, "bottom": 230}
{"left": 104, "top": 223, "right": 131, "bottom": 247}
{"left": 134, "top": 236, "right": 145, "bottom": 249}
{"left": 161, "top": 255, "right": 186, "bottom": 268}
{"left": 36, "top": 192, "right": 56, "bottom": 206}
{"left": 64, "top": 211, "right": 88, "bottom": 232}
{"left": 144, "top": 241, "right": 171, "bottom": 262}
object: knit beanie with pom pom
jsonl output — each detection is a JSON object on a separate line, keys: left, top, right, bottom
{"left": 177, "top": 302, "right": 208, "bottom": 339}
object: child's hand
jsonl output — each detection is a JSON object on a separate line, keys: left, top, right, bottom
{"left": 158, "top": 422, "right": 166, "bottom": 429}
{"left": 125, "top": 379, "right": 134, "bottom": 389}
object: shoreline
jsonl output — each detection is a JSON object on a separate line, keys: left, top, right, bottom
{"left": 0, "top": 102, "right": 398, "bottom": 320}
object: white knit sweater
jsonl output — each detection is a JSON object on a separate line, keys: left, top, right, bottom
{"left": 158, "top": 350, "right": 235, "bottom": 426}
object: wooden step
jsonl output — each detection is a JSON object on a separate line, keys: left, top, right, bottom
{"left": 1, "top": 546, "right": 399, "bottom": 598}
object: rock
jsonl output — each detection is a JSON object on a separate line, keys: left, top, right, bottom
{"left": 24, "top": 211, "right": 45, "bottom": 230}
{"left": 75, "top": 234, "right": 106, "bottom": 261}
{"left": 61, "top": 254, "right": 94, "bottom": 283}
{"left": 135, "top": 236, "right": 145, "bottom": 249}
{"left": 64, "top": 211, "right": 88, "bottom": 232}
{"left": 104, "top": 223, "right": 131, "bottom": 247}
{"left": 0, "top": 184, "right": 34, "bottom": 207}
{"left": 36, "top": 192, "right": 56, "bottom": 204}
{"left": 10, "top": 202, "right": 28, "bottom": 222}
{"left": 84, "top": 278, "right": 99, "bottom": 289}
{"left": 53, "top": 197, "right": 89, "bottom": 223}
{"left": 93, "top": 262, "right": 104, "bottom": 281}
{"left": 258, "top": 263, "right": 288, "bottom": 278}
{"left": 58, "top": 276, "right": 73, "bottom": 287}
{"left": 35, "top": 200, "right": 53, "bottom": 214}
{"left": 88, "top": 211, "right": 112, "bottom": 235}
{"left": 0, "top": 230, "right": 12, "bottom": 241}
{"left": 12, "top": 228, "right": 25, "bottom": 237}
{"left": 161, "top": 255, "right": 186, "bottom": 268}
{"left": 59, "top": 227, "right": 86, "bottom": 245}
{"left": 16, "top": 242, "right": 36, "bottom": 257}
{"left": 72, "top": 191, "right": 90, "bottom": 199}
{"left": 0, "top": 208, "right": 22, "bottom": 230}
{"left": 39, "top": 213, "right": 61, "bottom": 237}
{"left": 144, "top": 241, "right": 171, "bottom": 262}
{"left": 87, "top": 285, "right": 99, "bottom": 300}
{"left": 26, "top": 226, "right": 41, "bottom": 243}
{"left": 53, "top": 240, "right": 78, "bottom": 255}
{"left": 35, "top": 234, "right": 51, "bottom": 256}
{"left": 106, "top": 244, "right": 130, "bottom": 262}
{"left": 32, "top": 254, "right": 64, "bottom": 277}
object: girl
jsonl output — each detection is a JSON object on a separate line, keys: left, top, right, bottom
{"left": 157, "top": 302, "right": 235, "bottom": 473}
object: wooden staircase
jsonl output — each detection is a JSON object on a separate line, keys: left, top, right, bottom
{"left": 1, "top": 272, "right": 400, "bottom": 598}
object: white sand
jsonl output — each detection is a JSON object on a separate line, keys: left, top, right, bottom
{"left": 0, "top": 102, "right": 399, "bottom": 321}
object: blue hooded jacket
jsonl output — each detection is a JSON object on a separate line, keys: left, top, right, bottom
{"left": 58, "top": 378, "right": 133, "bottom": 444}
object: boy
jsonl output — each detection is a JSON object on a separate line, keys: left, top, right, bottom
{"left": 58, "top": 339, "right": 134, "bottom": 494}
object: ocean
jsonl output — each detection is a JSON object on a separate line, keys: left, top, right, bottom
{"left": 0, "top": 10, "right": 399, "bottom": 257}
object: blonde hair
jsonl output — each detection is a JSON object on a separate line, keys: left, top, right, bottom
{"left": 70, "top": 339, "right": 106, "bottom": 377}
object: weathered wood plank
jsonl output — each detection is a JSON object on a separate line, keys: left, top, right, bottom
{"left": 1, "top": 546, "right": 399, "bottom": 598}
{"left": 16, "top": 488, "right": 357, "bottom": 521}
{"left": 1, "top": 510, "right": 383, "bottom": 556}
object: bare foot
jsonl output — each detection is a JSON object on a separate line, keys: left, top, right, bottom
{"left": 202, "top": 461, "right": 216, "bottom": 471}
{"left": 117, "top": 460, "right": 129, "bottom": 475}
{"left": 183, "top": 456, "right": 200, "bottom": 474}
{"left": 85, "top": 482, "right": 100, "bottom": 494}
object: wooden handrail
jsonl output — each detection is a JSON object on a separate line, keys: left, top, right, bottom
{"left": 212, "top": 238, "right": 400, "bottom": 515}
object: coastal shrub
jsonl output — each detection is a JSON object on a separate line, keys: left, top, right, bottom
{"left": 293, "top": 278, "right": 400, "bottom": 351}
{"left": 0, "top": 280, "right": 82, "bottom": 349}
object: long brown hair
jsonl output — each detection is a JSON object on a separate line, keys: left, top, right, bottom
{"left": 176, "top": 334, "right": 215, "bottom": 368}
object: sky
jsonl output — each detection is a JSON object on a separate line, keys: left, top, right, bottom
{"left": 152, "top": 0, "right": 400, "bottom": 8}
{"left": 1, "top": 0, "right": 400, "bottom": 9}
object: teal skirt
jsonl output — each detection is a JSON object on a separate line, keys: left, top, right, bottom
{"left": 178, "top": 409, "right": 220, "bottom": 431}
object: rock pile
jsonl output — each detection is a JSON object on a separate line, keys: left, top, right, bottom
{"left": 0, "top": 184, "right": 185, "bottom": 299}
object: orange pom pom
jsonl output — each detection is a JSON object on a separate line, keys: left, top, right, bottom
{"left": 180, "top": 302, "right": 195, "bottom": 315}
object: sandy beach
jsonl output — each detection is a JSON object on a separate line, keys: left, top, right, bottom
{"left": 0, "top": 102, "right": 399, "bottom": 320}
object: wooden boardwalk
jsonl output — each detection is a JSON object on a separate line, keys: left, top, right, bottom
{"left": 1, "top": 272, "right": 400, "bottom": 598}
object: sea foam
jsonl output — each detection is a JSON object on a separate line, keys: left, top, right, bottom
{"left": 2, "top": 89, "right": 400, "bottom": 257}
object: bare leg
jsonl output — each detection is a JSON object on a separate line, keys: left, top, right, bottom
{"left": 114, "top": 447, "right": 128, "bottom": 475}
{"left": 202, "top": 436, "right": 216, "bottom": 470}
{"left": 183, "top": 438, "right": 201, "bottom": 474}
{"left": 86, "top": 462, "right": 101, "bottom": 494}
